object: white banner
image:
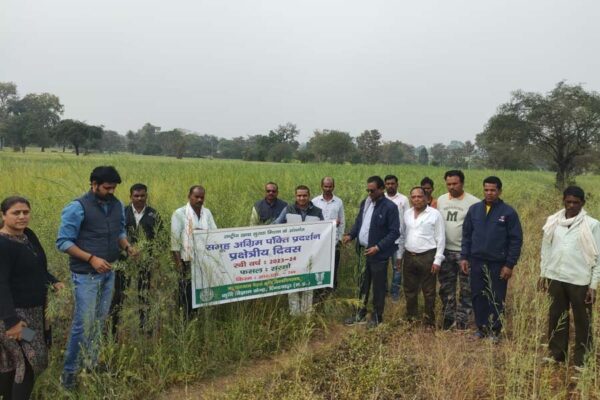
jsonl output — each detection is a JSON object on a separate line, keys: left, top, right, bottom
{"left": 190, "top": 220, "right": 336, "bottom": 307}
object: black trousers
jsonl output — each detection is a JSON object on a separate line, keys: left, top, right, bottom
{"left": 178, "top": 263, "right": 194, "bottom": 319}
{"left": 359, "top": 259, "right": 388, "bottom": 321}
{"left": 548, "top": 279, "right": 592, "bottom": 366}
{"left": 333, "top": 245, "right": 341, "bottom": 290}
{"left": 0, "top": 359, "right": 34, "bottom": 400}
{"left": 110, "top": 267, "right": 152, "bottom": 335}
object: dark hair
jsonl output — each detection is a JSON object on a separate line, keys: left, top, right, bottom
{"left": 420, "top": 177, "right": 434, "bottom": 187}
{"left": 188, "top": 185, "right": 206, "bottom": 196}
{"left": 563, "top": 186, "right": 585, "bottom": 202}
{"left": 130, "top": 183, "right": 148, "bottom": 194}
{"left": 90, "top": 166, "right": 122, "bottom": 185}
{"left": 321, "top": 176, "right": 335, "bottom": 185}
{"left": 367, "top": 176, "right": 385, "bottom": 189}
{"left": 1, "top": 196, "right": 31, "bottom": 214}
{"left": 410, "top": 186, "right": 425, "bottom": 196}
{"left": 265, "top": 182, "right": 278, "bottom": 190}
{"left": 444, "top": 170, "right": 465, "bottom": 183}
{"left": 483, "top": 176, "right": 502, "bottom": 190}
{"left": 384, "top": 175, "right": 398, "bottom": 183}
{"left": 295, "top": 185, "right": 310, "bottom": 194}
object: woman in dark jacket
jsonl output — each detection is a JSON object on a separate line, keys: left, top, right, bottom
{"left": 0, "top": 196, "right": 64, "bottom": 400}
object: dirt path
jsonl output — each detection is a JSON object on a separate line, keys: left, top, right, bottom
{"left": 159, "top": 323, "right": 348, "bottom": 400}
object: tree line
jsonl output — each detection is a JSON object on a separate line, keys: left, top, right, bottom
{"left": 1, "top": 81, "right": 600, "bottom": 187}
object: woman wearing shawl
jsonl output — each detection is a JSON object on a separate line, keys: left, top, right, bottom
{"left": 539, "top": 186, "right": 600, "bottom": 370}
{"left": 0, "top": 196, "right": 64, "bottom": 399}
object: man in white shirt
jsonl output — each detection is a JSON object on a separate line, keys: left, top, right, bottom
{"left": 312, "top": 177, "right": 345, "bottom": 292}
{"left": 539, "top": 186, "right": 600, "bottom": 369}
{"left": 436, "top": 170, "right": 479, "bottom": 330}
{"left": 171, "top": 185, "right": 217, "bottom": 318}
{"left": 384, "top": 174, "right": 409, "bottom": 301}
{"left": 398, "top": 187, "right": 445, "bottom": 327}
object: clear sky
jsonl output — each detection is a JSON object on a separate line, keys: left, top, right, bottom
{"left": 1, "top": 0, "right": 598, "bottom": 146}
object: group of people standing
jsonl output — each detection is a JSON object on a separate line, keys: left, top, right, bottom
{"left": 0, "top": 165, "right": 597, "bottom": 398}
{"left": 341, "top": 172, "right": 522, "bottom": 337}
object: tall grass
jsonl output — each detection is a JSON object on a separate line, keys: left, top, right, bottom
{"left": 0, "top": 150, "right": 597, "bottom": 399}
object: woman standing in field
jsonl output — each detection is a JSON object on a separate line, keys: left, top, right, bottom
{"left": 0, "top": 196, "right": 64, "bottom": 400}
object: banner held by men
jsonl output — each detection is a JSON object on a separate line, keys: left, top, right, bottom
{"left": 190, "top": 220, "right": 336, "bottom": 307}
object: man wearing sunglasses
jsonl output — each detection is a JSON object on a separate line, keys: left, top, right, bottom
{"left": 343, "top": 176, "right": 400, "bottom": 328}
{"left": 250, "top": 182, "right": 288, "bottom": 225}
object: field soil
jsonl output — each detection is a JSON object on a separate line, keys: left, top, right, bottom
{"left": 160, "top": 324, "right": 348, "bottom": 399}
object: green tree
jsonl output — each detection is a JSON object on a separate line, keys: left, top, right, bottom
{"left": 356, "top": 129, "right": 381, "bottom": 164}
{"left": 429, "top": 143, "right": 448, "bottom": 166}
{"left": 217, "top": 137, "right": 246, "bottom": 159}
{"left": 418, "top": 147, "right": 429, "bottom": 165}
{"left": 136, "top": 122, "right": 163, "bottom": 155}
{"left": 100, "top": 130, "right": 127, "bottom": 153}
{"left": 480, "top": 81, "right": 600, "bottom": 187}
{"left": 51, "top": 119, "right": 103, "bottom": 156}
{"left": 380, "top": 140, "right": 416, "bottom": 164}
{"left": 307, "top": 129, "right": 356, "bottom": 163}
{"left": 0, "top": 82, "right": 17, "bottom": 150}
{"left": 5, "top": 93, "right": 63, "bottom": 152}
{"left": 157, "top": 129, "right": 188, "bottom": 159}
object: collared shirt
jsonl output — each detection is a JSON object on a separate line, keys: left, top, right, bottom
{"left": 56, "top": 199, "right": 127, "bottom": 252}
{"left": 541, "top": 215, "right": 600, "bottom": 289}
{"left": 170, "top": 206, "right": 217, "bottom": 252}
{"left": 385, "top": 192, "right": 409, "bottom": 245}
{"left": 385, "top": 192, "right": 409, "bottom": 216}
{"left": 132, "top": 205, "right": 146, "bottom": 226}
{"left": 358, "top": 198, "right": 376, "bottom": 247}
{"left": 398, "top": 206, "right": 445, "bottom": 265}
{"left": 312, "top": 194, "right": 345, "bottom": 241}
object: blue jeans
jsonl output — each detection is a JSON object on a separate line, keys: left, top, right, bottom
{"left": 389, "top": 252, "right": 402, "bottom": 298}
{"left": 63, "top": 271, "right": 115, "bottom": 375}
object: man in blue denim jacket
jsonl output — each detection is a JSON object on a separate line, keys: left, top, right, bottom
{"left": 343, "top": 176, "right": 400, "bottom": 327}
{"left": 460, "top": 176, "right": 523, "bottom": 341}
{"left": 56, "top": 166, "right": 137, "bottom": 389}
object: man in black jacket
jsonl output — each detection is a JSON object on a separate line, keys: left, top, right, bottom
{"left": 343, "top": 176, "right": 400, "bottom": 327}
{"left": 110, "top": 183, "right": 161, "bottom": 333}
{"left": 460, "top": 176, "right": 523, "bottom": 341}
{"left": 273, "top": 185, "right": 324, "bottom": 315}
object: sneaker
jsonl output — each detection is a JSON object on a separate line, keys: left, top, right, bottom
{"left": 488, "top": 334, "right": 500, "bottom": 344}
{"left": 574, "top": 365, "right": 586, "bottom": 373}
{"left": 344, "top": 314, "right": 367, "bottom": 326}
{"left": 60, "top": 372, "right": 77, "bottom": 390}
{"left": 472, "top": 330, "right": 486, "bottom": 340}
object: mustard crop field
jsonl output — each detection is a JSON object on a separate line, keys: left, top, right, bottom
{"left": 1, "top": 150, "right": 599, "bottom": 399}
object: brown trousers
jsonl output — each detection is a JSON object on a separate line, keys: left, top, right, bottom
{"left": 403, "top": 249, "right": 437, "bottom": 325}
{"left": 548, "top": 279, "right": 592, "bottom": 366}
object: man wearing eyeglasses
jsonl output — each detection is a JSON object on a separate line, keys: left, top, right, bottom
{"left": 250, "top": 182, "right": 288, "bottom": 225}
{"left": 342, "top": 176, "right": 400, "bottom": 328}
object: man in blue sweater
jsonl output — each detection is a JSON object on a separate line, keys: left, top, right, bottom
{"left": 343, "top": 176, "right": 400, "bottom": 327}
{"left": 460, "top": 176, "right": 523, "bottom": 341}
